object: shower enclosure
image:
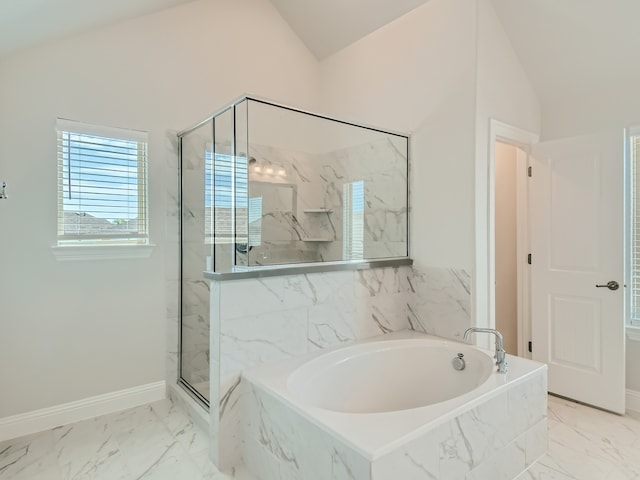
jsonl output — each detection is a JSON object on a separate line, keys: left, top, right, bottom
{"left": 177, "top": 96, "right": 408, "bottom": 405}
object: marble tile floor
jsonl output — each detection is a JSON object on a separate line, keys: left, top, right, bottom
{"left": 2, "top": 394, "right": 640, "bottom": 480}
{"left": 0, "top": 398, "right": 253, "bottom": 480}
{"left": 517, "top": 395, "right": 640, "bottom": 479}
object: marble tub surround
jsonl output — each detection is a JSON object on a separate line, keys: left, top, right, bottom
{"left": 407, "top": 266, "right": 473, "bottom": 341}
{"left": 239, "top": 331, "right": 548, "bottom": 480}
{"left": 209, "top": 265, "right": 416, "bottom": 470}
{"left": 205, "top": 263, "right": 480, "bottom": 471}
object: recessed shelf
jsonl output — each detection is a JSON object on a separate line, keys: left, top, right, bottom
{"left": 303, "top": 209, "right": 333, "bottom": 214}
{"left": 301, "top": 238, "right": 332, "bottom": 242}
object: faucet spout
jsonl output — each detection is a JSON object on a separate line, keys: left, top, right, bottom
{"left": 463, "top": 327, "right": 508, "bottom": 374}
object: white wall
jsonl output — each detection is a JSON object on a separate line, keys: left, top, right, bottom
{"left": 541, "top": 77, "right": 640, "bottom": 142}
{"left": 319, "top": 0, "right": 478, "bottom": 270}
{"left": 9, "top": 0, "right": 634, "bottom": 419}
{"left": 0, "top": 0, "right": 320, "bottom": 418}
{"left": 475, "top": 0, "right": 541, "bottom": 137}
{"left": 472, "top": 0, "right": 541, "bottom": 332}
{"left": 627, "top": 340, "right": 640, "bottom": 392}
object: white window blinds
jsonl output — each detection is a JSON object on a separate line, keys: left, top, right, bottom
{"left": 343, "top": 180, "right": 365, "bottom": 260}
{"left": 631, "top": 131, "right": 640, "bottom": 323}
{"left": 248, "top": 196, "right": 262, "bottom": 246}
{"left": 57, "top": 119, "right": 148, "bottom": 244}
{"left": 205, "top": 151, "right": 248, "bottom": 244}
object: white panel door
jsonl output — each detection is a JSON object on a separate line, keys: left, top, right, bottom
{"left": 530, "top": 131, "right": 625, "bottom": 414}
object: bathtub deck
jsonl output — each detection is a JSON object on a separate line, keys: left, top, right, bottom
{"left": 240, "top": 330, "right": 548, "bottom": 480}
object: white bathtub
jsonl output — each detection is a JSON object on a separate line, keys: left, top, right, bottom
{"left": 242, "top": 330, "right": 547, "bottom": 467}
{"left": 287, "top": 337, "right": 494, "bottom": 414}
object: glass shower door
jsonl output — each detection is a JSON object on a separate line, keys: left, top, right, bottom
{"left": 179, "top": 120, "right": 212, "bottom": 404}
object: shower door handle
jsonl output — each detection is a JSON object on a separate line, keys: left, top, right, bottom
{"left": 595, "top": 281, "right": 619, "bottom": 291}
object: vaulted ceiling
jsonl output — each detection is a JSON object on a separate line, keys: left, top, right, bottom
{"left": 0, "top": 0, "right": 195, "bottom": 57}
{"left": 491, "top": 0, "right": 640, "bottom": 102}
{"left": 268, "top": 0, "right": 430, "bottom": 59}
{"left": 0, "top": 0, "right": 637, "bottom": 109}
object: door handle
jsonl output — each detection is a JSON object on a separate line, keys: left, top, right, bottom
{"left": 595, "top": 281, "right": 619, "bottom": 291}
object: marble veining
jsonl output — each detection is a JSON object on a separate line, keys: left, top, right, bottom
{"left": 245, "top": 136, "right": 407, "bottom": 266}
{"left": 0, "top": 400, "right": 236, "bottom": 480}
{"left": 239, "top": 338, "right": 548, "bottom": 480}
{"left": 3, "top": 394, "right": 640, "bottom": 479}
{"left": 208, "top": 263, "right": 481, "bottom": 471}
{"left": 409, "top": 266, "right": 473, "bottom": 341}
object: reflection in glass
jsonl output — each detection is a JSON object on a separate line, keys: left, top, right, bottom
{"left": 184, "top": 96, "right": 408, "bottom": 273}
{"left": 343, "top": 180, "right": 365, "bottom": 260}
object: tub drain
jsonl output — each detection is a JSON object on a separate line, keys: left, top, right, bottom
{"left": 452, "top": 353, "right": 466, "bottom": 371}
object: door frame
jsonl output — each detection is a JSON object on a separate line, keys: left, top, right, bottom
{"left": 474, "top": 119, "right": 539, "bottom": 354}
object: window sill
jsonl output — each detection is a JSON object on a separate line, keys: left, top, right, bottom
{"left": 627, "top": 326, "right": 640, "bottom": 342}
{"left": 51, "top": 244, "right": 155, "bottom": 261}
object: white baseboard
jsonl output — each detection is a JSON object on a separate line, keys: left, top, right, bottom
{"left": 0, "top": 381, "right": 166, "bottom": 443}
{"left": 626, "top": 389, "right": 640, "bottom": 414}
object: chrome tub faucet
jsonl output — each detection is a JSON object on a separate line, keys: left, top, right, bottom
{"left": 463, "top": 327, "right": 508, "bottom": 374}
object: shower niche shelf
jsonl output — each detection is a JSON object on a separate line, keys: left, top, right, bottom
{"left": 303, "top": 209, "right": 333, "bottom": 214}
{"left": 301, "top": 238, "right": 332, "bottom": 242}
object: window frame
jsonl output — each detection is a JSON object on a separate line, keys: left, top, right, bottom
{"left": 628, "top": 127, "right": 640, "bottom": 332}
{"left": 52, "top": 119, "right": 153, "bottom": 260}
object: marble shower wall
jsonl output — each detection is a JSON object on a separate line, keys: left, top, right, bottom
{"left": 246, "top": 135, "right": 407, "bottom": 265}
{"left": 247, "top": 144, "right": 322, "bottom": 265}
{"left": 209, "top": 264, "right": 474, "bottom": 471}
{"left": 317, "top": 136, "right": 408, "bottom": 260}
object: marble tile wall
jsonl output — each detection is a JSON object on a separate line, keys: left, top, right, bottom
{"left": 241, "top": 383, "right": 370, "bottom": 480}
{"left": 168, "top": 112, "right": 475, "bottom": 474}
{"left": 209, "top": 265, "right": 415, "bottom": 469}
{"left": 241, "top": 369, "right": 547, "bottom": 480}
{"left": 248, "top": 144, "right": 326, "bottom": 264}
{"left": 372, "top": 372, "right": 547, "bottom": 479}
{"left": 166, "top": 133, "right": 416, "bottom": 387}
{"left": 408, "top": 266, "right": 473, "bottom": 341}
{"left": 319, "top": 136, "right": 408, "bottom": 260}
{"left": 247, "top": 135, "right": 407, "bottom": 265}
{"left": 167, "top": 123, "right": 409, "bottom": 395}
{"left": 208, "top": 264, "right": 475, "bottom": 471}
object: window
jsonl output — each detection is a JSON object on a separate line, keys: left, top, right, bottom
{"left": 248, "top": 196, "right": 263, "bottom": 246}
{"left": 630, "top": 129, "right": 640, "bottom": 325}
{"left": 204, "top": 150, "right": 249, "bottom": 244}
{"left": 343, "top": 180, "right": 365, "bottom": 260}
{"left": 56, "top": 119, "right": 148, "bottom": 245}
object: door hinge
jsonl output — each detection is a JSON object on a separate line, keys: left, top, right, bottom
{"left": 527, "top": 166, "right": 532, "bottom": 177}
{"left": 527, "top": 253, "right": 532, "bottom": 265}
{"left": 528, "top": 341, "right": 532, "bottom": 353}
